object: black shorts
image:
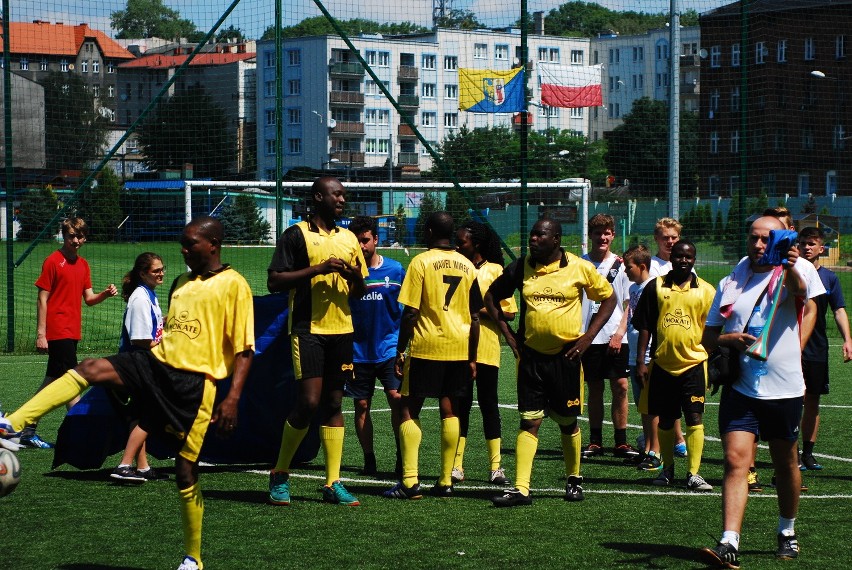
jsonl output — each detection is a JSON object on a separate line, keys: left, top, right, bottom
{"left": 46, "top": 339, "right": 79, "bottom": 378}
{"left": 802, "top": 359, "right": 830, "bottom": 395}
{"left": 718, "top": 387, "right": 803, "bottom": 442}
{"left": 646, "top": 361, "right": 707, "bottom": 421}
{"left": 345, "top": 358, "right": 401, "bottom": 400}
{"left": 291, "top": 333, "right": 354, "bottom": 388}
{"left": 517, "top": 343, "right": 582, "bottom": 418}
{"left": 106, "top": 351, "right": 207, "bottom": 455}
{"left": 581, "top": 343, "right": 630, "bottom": 382}
{"left": 402, "top": 357, "right": 468, "bottom": 399}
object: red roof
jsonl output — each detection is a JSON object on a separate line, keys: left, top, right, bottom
{"left": 119, "top": 52, "right": 255, "bottom": 69}
{"left": 0, "top": 21, "right": 134, "bottom": 59}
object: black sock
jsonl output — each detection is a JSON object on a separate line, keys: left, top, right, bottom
{"left": 614, "top": 428, "right": 627, "bottom": 447}
{"left": 590, "top": 428, "right": 603, "bottom": 446}
{"left": 802, "top": 441, "right": 815, "bottom": 456}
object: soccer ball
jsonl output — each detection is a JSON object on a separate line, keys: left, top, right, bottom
{"left": 0, "top": 448, "right": 21, "bottom": 497}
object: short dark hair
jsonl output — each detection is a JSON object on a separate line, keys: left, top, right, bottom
{"left": 348, "top": 215, "right": 377, "bottom": 237}
{"left": 623, "top": 244, "right": 651, "bottom": 267}
{"left": 798, "top": 226, "right": 824, "bottom": 243}
{"left": 188, "top": 215, "right": 224, "bottom": 244}
{"left": 425, "top": 211, "right": 454, "bottom": 240}
{"left": 673, "top": 239, "right": 697, "bottom": 255}
{"left": 459, "top": 220, "right": 504, "bottom": 265}
{"left": 535, "top": 216, "right": 561, "bottom": 238}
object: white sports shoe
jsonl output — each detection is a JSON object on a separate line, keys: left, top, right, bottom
{"left": 686, "top": 472, "right": 713, "bottom": 492}
{"left": 177, "top": 555, "right": 200, "bottom": 570}
{"left": 451, "top": 467, "right": 465, "bottom": 483}
{"left": 0, "top": 414, "right": 16, "bottom": 438}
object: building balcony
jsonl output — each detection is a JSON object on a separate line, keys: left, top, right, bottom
{"left": 330, "top": 121, "right": 365, "bottom": 136}
{"left": 680, "top": 81, "right": 699, "bottom": 95}
{"left": 398, "top": 94, "right": 419, "bottom": 108}
{"left": 330, "top": 91, "right": 365, "bottom": 106}
{"left": 329, "top": 62, "right": 365, "bottom": 77}
{"left": 398, "top": 123, "right": 417, "bottom": 137}
{"left": 680, "top": 54, "right": 701, "bottom": 68}
{"left": 329, "top": 150, "right": 365, "bottom": 167}
{"left": 398, "top": 65, "right": 418, "bottom": 81}
{"left": 398, "top": 152, "right": 419, "bottom": 166}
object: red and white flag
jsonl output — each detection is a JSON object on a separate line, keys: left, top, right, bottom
{"left": 539, "top": 63, "right": 603, "bottom": 108}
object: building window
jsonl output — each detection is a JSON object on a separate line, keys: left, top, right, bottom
{"left": 731, "top": 44, "right": 740, "bottom": 67}
{"left": 61, "top": 59, "right": 69, "bottom": 72}
{"left": 549, "top": 48, "right": 560, "bottom": 62}
{"left": 265, "top": 109, "right": 276, "bottom": 126}
{"left": 288, "top": 50, "right": 300, "bottom": 66}
{"left": 422, "top": 141, "right": 435, "bottom": 156}
{"left": 682, "top": 42, "right": 698, "bottom": 55}
{"left": 264, "top": 52, "right": 275, "bottom": 68}
{"left": 835, "top": 124, "right": 847, "bottom": 150}
{"left": 777, "top": 40, "right": 788, "bottom": 63}
{"left": 731, "top": 86, "right": 740, "bottom": 112}
{"left": 288, "top": 108, "right": 301, "bottom": 125}
{"left": 632, "top": 46, "right": 643, "bottom": 61}
{"left": 378, "top": 110, "right": 390, "bottom": 125}
{"left": 495, "top": 45, "right": 509, "bottom": 60}
{"left": 798, "top": 173, "right": 810, "bottom": 196}
{"left": 19, "top": 58, "right": 29, "bottom": 71}
{"left": 107, "top": 62, "right": 115, "bottom": 73}
{"left": 108, "top": 85, "right": 114, "bottom": 98}
{"left": 710, "top": 132, "right": 719, "bottom": 154}
{"left": 364, "top": 109, "right": 376, "bottom": 124}
{"left": 474, "top": 44, "right": 487, "bottom": 59}
{"left": 377, "top": 51, "right": 390, "bottom": 67}
{"left": 569, "top": 108, "right": 583, "bottom": 119}
{"left": 92, "top": 85, "right": 100, "bottom": 98}
{"left": 804, "top": 37, "right": 815, "bottom": 60}
{"left": 801, "top": 128, "right": 814, "bottom": 150}
{"left": 444, "top": 56, "right": 458, "bottom": 70}
{"left": 656, "top": 43, "right": 669, "bottom": 61}
{"left": 264, "top": 81, "right": 275, "bottom": 97}
{"left": 375, "top": 138, "right": 388, "bottom": 154}
{"left": 710, "top": 46, "right": 721, "bottom": 68}
{"left": 93, "top": 60, "right": 100, "bottom": 73}
{"left": 288, "top": 138, "right": 301, "bottom": 154}
{"left": 837, "top": 35, "right": 847, "bottom": 59}
{"left": 81, "top": 60, "right": 88, "bottom": 73}
{"left": 444, "top": 84, "right": 458, "bottom": 99}
{"left": 420, "top": 54, "right": 435, "bottom": 70}
{"left": 265, "top": 139, "right": 276, "bottom": 155}
{"left": 288, "top": 80, "right": 301, "bottom": 96}
{"left": 708, "top": 175, "right": 720, "bottom": 197}
{"left": 40, "top": 58, "right": 48, "bottom": 71}
{"left": 366, "top": 139, "right": 377, "bottom": 154}
{"left": 444, "top": 113, "right": 458, "bottom": 128}
{"left": 755, "top": 42, "right": 767, "bottom": 64}
{"left": 731, "top": 131, "right": 740, "bottom": 154}
{"left": 365, "top": 80, "right": 380, "bottom": 96}
{"left": 710, "top": 89, "right": 720, "bottom": 116}
{"left": 366, "top": 51, "right": 377, "bottom": 66}
{"left": 421, "top": 111, "right": 436, "bottom": 127}
{"left": 422, "top": 83, "right": 436, "bottom": 98}
{"left": 570, "top": 49, "right": 584, "bottom": 65}
{"left": 729, "top": 176, "right": 740, "bottom": 196}
{"left": 541, "top": 47, "right": 550, "bottom": 62}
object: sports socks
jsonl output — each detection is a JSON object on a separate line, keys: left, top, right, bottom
{"left": 589, "top": 427, "right": 603, "bottom": 446}
{"left": 179, "top": 483, "right": 204, "bottom": 568}
{"left": 685, "top": 424, "right": 705, "bottom": 475}
{"left": 514, "top": 430, "right": 538, "bottom": 496}
{"left": 561, "top": 429, "right": 582, "bottom": 478}
{"left": 721, "top": 530, "right": 740, "bottom": 550}
{"left": 7, "top": 369, "right": 89, "bottom": 431}
{"left": 320, "top": 425, "right": 344, "bottom": 486}
{"left": 439, "top": 417, "right": 460, "bottom": 487}
{"left": 273, "top": 421, "right": 308, "bottom": 473}
{"left": 487, "top": 437, "right": 501, "bottom": 471}
{"left": 453, "top": 436, "right": 467, "bottom": 472}
{"left": 399, "top": 419, "right": 422, "bottom": 488}
{"left": 778, "top": 517, "right": 796, "bottom": 536}
{"left": 614, "top": 428, "right": 627, "bottom": 447}
{"left": 658, "top": 426, "right": 675, "bottom": 470}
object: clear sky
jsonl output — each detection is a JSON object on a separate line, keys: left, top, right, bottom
{"left": 13, "top": 0, "right": 730, "bottom": 40}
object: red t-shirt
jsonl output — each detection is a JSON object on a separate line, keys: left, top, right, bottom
{"left": 34, "top": 250, "right": 92, "bottom": 341}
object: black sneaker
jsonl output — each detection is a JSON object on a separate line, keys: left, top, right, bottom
{"left": 110, "top": 465, "right": 146, "bottom": 483}
{"left": 137, "top": 467, "right": 168, "bottom": 481}
{"left": 800, "top": 454, "right": 823, "bottom": 471}
{"left": 637, "top": 452, "right": 663, "bottom": 472}
{"left": 581, "top": 443, "right": 604, "bottom": 459}
{"left": 564, "top": 475, "right": 584, "bottom": 501}
{"left": 700, "top": 541, "right": 741, "bottom": 569}
{"left": 430, "top": 483, "right": 453, "bottom": 498}
{"left": 613, "top": 443, "right": 641, "bottom": 460}
{"left": 382, "top": 481, "right": 423, "bottom": 500}
{"left": 652, "top": 465, "right": 675, "bottom": 486}
{"left": 776, "top": 533, "right": 799, "bottom": 560}
{"left": 492, "top": 487, "right": 532, "bottom": 507}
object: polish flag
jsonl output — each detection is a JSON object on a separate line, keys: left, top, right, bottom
{"left": 539, "top": 63, "right": 603, "bottom": 108}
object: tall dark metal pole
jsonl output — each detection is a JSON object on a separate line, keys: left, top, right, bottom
{"left": 738, "top": 0, "right": 750, "bottom": 259}
{"left": 520, "top": 0, "right": 529, "bottom": 256}
{"left": 3, "top": 1, "right": 15, "bottom": 351}
{"left": 275, "top": 0, "right": 283, "bottom": 237}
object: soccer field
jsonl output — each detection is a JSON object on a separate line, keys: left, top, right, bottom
{"left": 2, "top": 349, "right": 851, "bottom": 569}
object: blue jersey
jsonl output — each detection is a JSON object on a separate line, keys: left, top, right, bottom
{"left": 350, "top": 256, "right": 405, "bottom": 363}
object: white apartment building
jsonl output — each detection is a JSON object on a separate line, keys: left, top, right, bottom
{"left": 256, "top": 28, "right": 592, "bottom": 179}
{"left": 589, "top": 26, "right": 701, "bottom": 140}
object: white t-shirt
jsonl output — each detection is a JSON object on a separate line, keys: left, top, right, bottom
{"left": 124, "top": 285, "right": 163, "bottom": 344}
{"left": 707, "top": 270, "right": 804, "bottom": 399}
{"left": 581, "top": 252, "right": 631, "bottom": 345}
{"left": 649, "top": 256, "right": 671, "bottom": 278}
{"left": 626, "top": 277, "right": 654, "bottom": 365}
{"left": 732, "top": 256, "right": 825, "bottom": 299}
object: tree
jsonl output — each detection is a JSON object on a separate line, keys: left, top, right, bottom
{"left": 605, "top": 97, "right": 698, "bottom": 198}
{"left": 262, "top": 17, "right": 426, "bottom": 40}
{"left": 111, "top": 0, "right": 199, "bottom": 40}
{"left": 431, "top": 126, "right": 519, "bottom": 182}
{"left": 216, "top": 194, "right": 272, "bottom": 244}
{"left": 394, "top": 203, "right": 407, "bottom": 245}
{"left": 435, "top": 9, "right": 486, "bottom": 30}
{"left": 17, "top": 187, "right": 60, "bottom": 242}
{"left": 75, "top": 169, "right": 125, "bottom": 242}
{"left": 414, "top": 192, "right": 443, "bottom": 246}
{"left": 139, "top": 86, "right": 235, "bottom": 179}
{"left": 40, "top": 73, "right": 109, "bottom": 172}
{"left": 215, "top": 25, "right": 245, "bottom": 43}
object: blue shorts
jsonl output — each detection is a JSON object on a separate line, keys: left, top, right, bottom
{"left": 802, "top": 359, "right": 829, "bottom": 395}
{"left": 718, "top": 386, "right": 803, "bottom": 442}
{"left": 345, "top": 358, "right": 400, "bottom": 400}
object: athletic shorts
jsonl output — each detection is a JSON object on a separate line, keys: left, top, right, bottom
{"left": 106, "top": 351, "right": 215, "bottom": 462}
{"left": 581, "top": 343, "right": 630, "bottom": 382}
{"left": 646, "top": 361, "right": 707, "bottom": 421}
{"left": 629, "top": 365, "right": 642, "bottom": 406}
{"left": 291, "top": 333, "right": 354, "bottom": 388}
{"left": 345, "top": 358, "right": 400, "bottom": 400}
{"left": 718, "top": 386, "right": 803, "bottom": 442}
{"left": 517, "top": 343, "right": 583, "bottom": 419}
{"left": 802, "top": 359, "right": 830, "bottom": 395}
{"left": 401, "top": 357, "right": 468, "bottom": 399}
{"left": 46, "top": 339, "right": 79, "bottom": 379}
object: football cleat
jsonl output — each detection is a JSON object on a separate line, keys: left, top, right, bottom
{"left": 489, "top": 467, "right": 511, "bottom": 486}
{"left": 652, "top": 465, "right": 674, "bottom": 486}
{"left": 110, "top": 465, "right": 146, "bottom": 484}
{"left": 492, "top": 487, "right": 532, "bottom": 507}
{"left": 564, "top": 475, "right": 585, "bottom": 501}
{"left": 268, "top": 471, "right": 291, "bottom": 505}
{"left": 176, "top": 555, "right": 201, "bottom": 570}
{"left": 776, "top": 533, "right": 799, "bottom": 560}
{"left": 322, "top": 480, "right": 360, "bottom": 506}
{"left": 581, "top": 443, "right": 604, "bottom": 459}
{"left": 686, "top": 472, "right": 713, "bottom": 492}
{"left": 451, "top": 467, "right": 465, "bottom": 483}
{"left": 382, "top": 481, "right": 423, "bottom": 500}
{"left": 700, "top": 542, "right": 741, "bottom": 569}
{"left": 747, "top": 468, "right": 763, "bottom": 492}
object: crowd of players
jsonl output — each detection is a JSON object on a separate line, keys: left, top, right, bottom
{"left": 2, "top": 177, "right": 850, "bottom": 570}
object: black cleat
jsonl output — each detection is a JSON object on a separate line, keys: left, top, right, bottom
{"left": 492, "top": 487, "right": 532, "bottom": 507}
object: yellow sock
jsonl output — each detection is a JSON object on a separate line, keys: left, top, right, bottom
{"left": 561, "top": 429, "right": 582, "bottom": 478}
{"left": 439, "top": 417, "right": 460, "bottom": 487}
{"left": 399, "top": 419, "right": 422, "bottom": 488}
{"left": 658, "top": 426, "right": 675, "bottom": 470}
{"left": 453, "top": 436, "right": 467, "bottom": 471}
{"left": 514, "top": 430, "right": 538, "bottom": 496}
{"left": 686, "top": 424, "right": 705, "bottom": 476}
{"left": 320, "top": 425, "right": 345, "bottom": 486}
{"left": 179, "top": 483, "right": 204, "bottom": 568}
{"left": 7, "top": 369, "right": 89, "bottom": 431}
{"left": 273, "top": 421, "right": 308, "bottom": 473}
{"left": 486, "top": 438, "right": 502, "bottom": 471}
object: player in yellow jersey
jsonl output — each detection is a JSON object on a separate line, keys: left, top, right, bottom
{"left": 452, "top": 220, "right": 516, "bottom": 486}
{"left": 486, "top": 218, "right": 616, "bottom": 507}
{"left": 1, "top": 217, "right": 255, "bottom": 570}
{"left": 267, "top": 177, "right": 367, "bottom": 507}
{"left": 383, "top": 212, "right": 482, "bottom": 499}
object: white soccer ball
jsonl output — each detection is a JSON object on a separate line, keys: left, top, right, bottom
{"left": 0, "top": 448, "right": 21, "bottom": 497}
